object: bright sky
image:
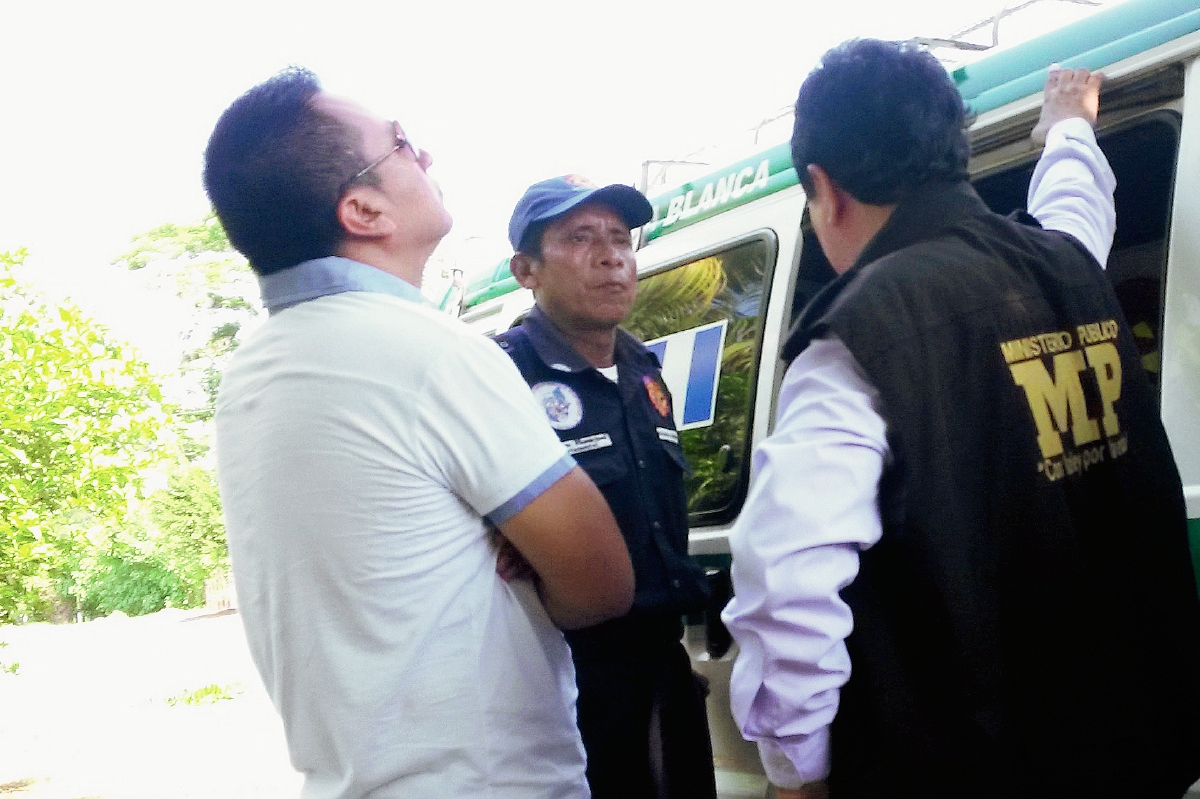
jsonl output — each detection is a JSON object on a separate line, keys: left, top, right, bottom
{"left": 0, "top": 0, "right": 1110, "bottom": 367}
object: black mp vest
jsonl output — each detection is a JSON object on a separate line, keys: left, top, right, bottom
{"left": 785, "top": 182, "right": 1200, "bottom": 798}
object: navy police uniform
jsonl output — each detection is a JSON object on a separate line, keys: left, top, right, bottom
{"left": 496, "top": 306, "right": 715, "bottom": 799}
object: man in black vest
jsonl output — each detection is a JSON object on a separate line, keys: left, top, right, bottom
{"left": 494, "top": 176, "right": 716, "bottom": 799}
{"left": 722, "top": 40, "right": 1200, "bottom": 799}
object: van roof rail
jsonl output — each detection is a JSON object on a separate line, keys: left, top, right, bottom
{"left": 459, "top": 0, "right": 1200, "bottom": 312}
{"left": 954, "top": 0, "right": 1200, "bottom": 116}
{"left": 640, "top": 0, "right": 1200, "bottom": 248}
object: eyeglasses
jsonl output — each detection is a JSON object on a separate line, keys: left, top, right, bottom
{"left": 349, "top": 121, "right": 417, "bottom": 184}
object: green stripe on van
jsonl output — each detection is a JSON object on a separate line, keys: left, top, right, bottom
{"left": 642, "top": 143, "right": 798, "bottom": 244}
{"left": 462, "top": 258, "right": 515, "bottom": 310}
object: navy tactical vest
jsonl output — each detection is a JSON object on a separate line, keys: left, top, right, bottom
{"left": 495, "top": 309, "right": 709, "bottom": 635}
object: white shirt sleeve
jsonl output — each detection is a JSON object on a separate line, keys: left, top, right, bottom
{"left": 722, "top": 336, "right": 886, "bottom": 787}
{"left": 416, "top": 331, "right": 575, "bottom": 520}
{"left": 1027, "top": 117, "right": 1117, "bottom": 267}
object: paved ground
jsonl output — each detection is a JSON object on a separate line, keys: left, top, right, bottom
{"left": 3, "top": 610, "right": 1198, "bottom": 799}
{"left": 0, "top": 609, "right": 302, "bottom": 798}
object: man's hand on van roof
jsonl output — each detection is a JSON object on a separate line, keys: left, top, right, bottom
{"left": 1032, "top": 66, "right": 1105, "bottom": 145}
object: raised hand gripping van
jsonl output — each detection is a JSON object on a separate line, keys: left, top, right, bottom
{"left": 458, "top": 1, "right": 1200, "bottom": 793}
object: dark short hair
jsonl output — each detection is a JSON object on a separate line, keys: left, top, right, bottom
{"left": 517, "top": 220, "right": 547, "bottom": 259}
{"left": 202, "top": 67, "right": 374, "bottom": 275}
{"left": 792, "top": 39, "right": 970, "bottom": 205}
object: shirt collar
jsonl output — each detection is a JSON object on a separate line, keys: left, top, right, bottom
{"left": 852, "top": 181, "right": 991, "bottom": 270}
{"left": 257, "top": 256, "right": 426, "bottom": 313}
{"left": 520, "top": 306, "right": 653, "bottom": 373}
{"left": 783, "top": 181, "right": 992, "bottom": 363}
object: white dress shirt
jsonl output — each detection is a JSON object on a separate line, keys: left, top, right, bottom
{"left": 721, "top": 117, "right": 1117, "bottom": 788}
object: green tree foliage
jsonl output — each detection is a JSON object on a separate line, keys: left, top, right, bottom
{"left": 65, "top": 470, "right": 229, "bottom": 619}
{"left": 0, "top": 249, "right": 166, "bottom": 623}
{"left": 148, "top": 466, "right": 227, "bottom": 606}
{"left": 118, "top": 214, "right": 234, "bottom": 270}
{"left": 625, "top": 255, "right": 727, "bottom": 341}
{"left": 625, "top": 241, "right": 769, "bottom": 515}
{"left": 114, "top": 212, "right": 259, "bottom": 426}
{"left": 76, "top": 530, "right": 187, "bottom": 618}
{"left": 96, "top": 214, "right": 246, "bottom": 617}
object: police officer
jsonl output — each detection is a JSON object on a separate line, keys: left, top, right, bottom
{"left": 722, "top": 41, "right": 1200, "bottom": 799}
{"left": 496, "top": 176, "right": 716, "bottom": 799}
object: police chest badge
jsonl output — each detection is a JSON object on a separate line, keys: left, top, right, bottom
{"left": 531, "top": 381, "right": 583, "bottom": 430}
{"left": 643, "top": 375, "right": 671, "bottom": 418}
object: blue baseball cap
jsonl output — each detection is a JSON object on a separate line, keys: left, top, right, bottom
{"left": 508, "top": 175, "right": 653, "bottom": 252}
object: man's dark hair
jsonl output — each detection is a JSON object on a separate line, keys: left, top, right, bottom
{"left": 518, "top": 220, "right": 547, "bottom": 259}
{"left": 792, "top": 39, "right": 970, "bottom": 205}
{"left": 202, "top": 67, "right": 374, "bottom": 275}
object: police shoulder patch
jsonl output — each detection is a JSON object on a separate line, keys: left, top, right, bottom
{"left": 643, "top": 374, "right": 671, "bottom": 418}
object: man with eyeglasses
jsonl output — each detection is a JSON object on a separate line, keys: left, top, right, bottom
{"left": 204, "top": 67, "right": 634, "bottom": 799}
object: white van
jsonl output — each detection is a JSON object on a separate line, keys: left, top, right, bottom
{"left": 457, "top": 0, "right": 1200, "bottom": 793}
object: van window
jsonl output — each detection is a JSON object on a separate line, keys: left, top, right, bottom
{"left": 973, "top": 112, "right": 1181, "bottom": 393}
{"left": 625, "top": 237, "right": 774, "bottom": 523}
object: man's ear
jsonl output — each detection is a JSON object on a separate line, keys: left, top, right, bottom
{"left": 806, "top": 165, "right": 850, "bottom": 229}
{"left": 336, "top": 187, "right": 397, "bottom": 239}
{"left": 510, "top": 252, "right": 540, "bottom": 290}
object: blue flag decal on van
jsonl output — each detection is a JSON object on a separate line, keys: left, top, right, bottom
{"left": 645, "top": 320, "right": 728, "bottom": 431}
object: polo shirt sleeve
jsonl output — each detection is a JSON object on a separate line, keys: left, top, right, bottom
{"left": 416, "top": 331, "right": 576, "bottom": 525}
